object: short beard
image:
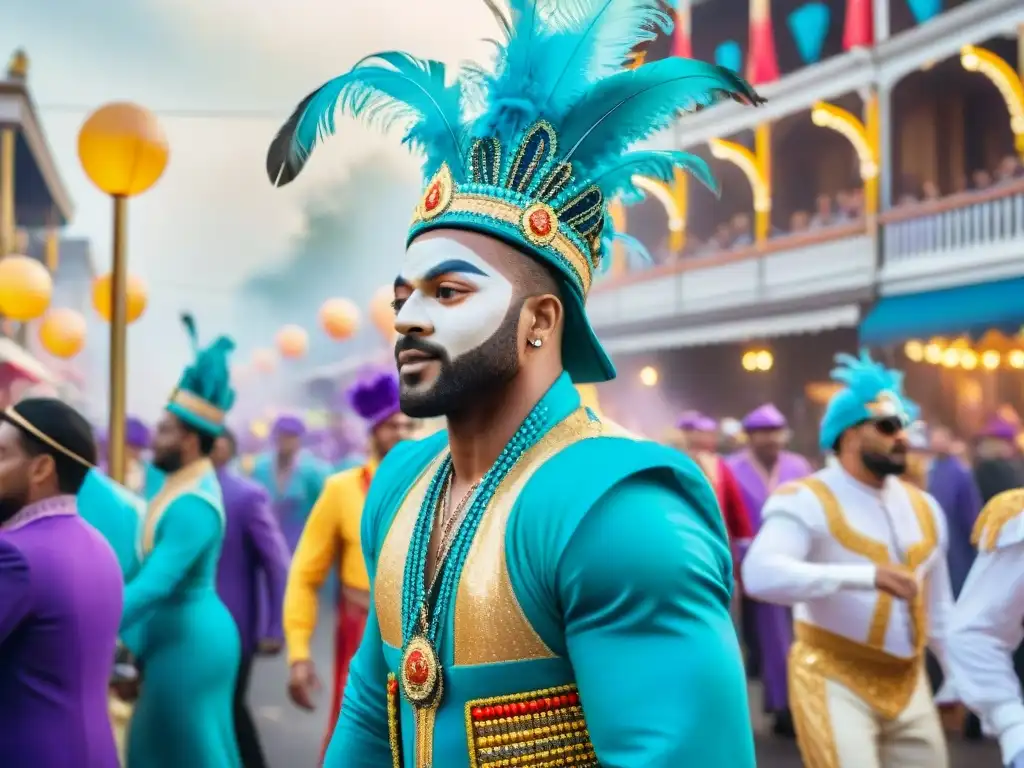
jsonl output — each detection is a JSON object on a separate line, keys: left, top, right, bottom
{"left": 861, "top": 448, "right": 906, "bottom": 479}
{"left": 0, "top": 489, "right": 28, "bottom": 525}
{"left": 152, "top": 446, "right": 185, "bottom": 474}
{"left": 398, "top": 298, "right": 522, "bottom": 419}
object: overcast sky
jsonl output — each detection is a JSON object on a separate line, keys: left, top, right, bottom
{"left": 0, "top": 0, "right": 497, "bottom": 417}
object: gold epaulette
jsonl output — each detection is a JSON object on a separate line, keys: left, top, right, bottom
{"left": 772, "top": 480, "right": 805, "bottom": 497}
{"left": 971, "top": 488, "right": 1024, "bottom": 552}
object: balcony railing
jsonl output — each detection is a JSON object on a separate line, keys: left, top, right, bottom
{"left": 880, "top": 179, "right": 1024, "bottom": 288}
{"left": 588, "top": 223, "right": 874, "bottom": 329}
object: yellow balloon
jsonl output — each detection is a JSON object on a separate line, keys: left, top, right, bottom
{"left": 92, "top": 273, "right": 148, "bottom": 324}
{"left": 368, "top": 285, "right": 395, "bottom": 340}
{"left": 0, "top": 255, "right": 52, "bottom": 321}
{"left": 78, "top": 103, "right": 169, "bottom": 197}
{"left": 319, "top": 298, "right": 361, "bottom": 340}
{"left": 38, "top": 308, "right": 87, "bottom": 359}
{"left": 276, "top": 325, "right": 308, "bottom": 359}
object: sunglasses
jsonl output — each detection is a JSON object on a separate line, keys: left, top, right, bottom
{"left": 871, "top": 417, "right": 906, "bottom": 437}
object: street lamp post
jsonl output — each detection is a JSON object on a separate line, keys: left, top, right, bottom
{"left": 77, "top": 103, "right": 168, "bottom": 483}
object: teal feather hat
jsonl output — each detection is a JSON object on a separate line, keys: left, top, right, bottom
{"left": 819, "top": 350, "right": 920, "bottom": 452}
{"left": 166, "top": 314, "right": 237, "bottom": 436}
{"left": 266, "top": 0, "right": 764, "bottom": 383}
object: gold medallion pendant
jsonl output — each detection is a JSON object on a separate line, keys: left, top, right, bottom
{"left": 400, "top": 635, "right": 443, "bottom": 708}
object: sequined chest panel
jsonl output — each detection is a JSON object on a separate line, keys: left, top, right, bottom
{"left": 374, "top": 408, "right": 606, "bottom": 767}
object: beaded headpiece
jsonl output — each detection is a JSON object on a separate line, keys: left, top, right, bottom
{"left": 266, "top": 0, "right": 762, "bottom": 382}
{"left": 166, "top": 314, "right": 236, "bottom": 437}
{"left": 819, "top": 350, "right": 919, "bottom": 452}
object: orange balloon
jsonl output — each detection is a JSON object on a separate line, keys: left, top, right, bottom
{"left": 78, "top": 103, "right": 169, "bottom": 197}
{"left": 252, "top": 348, "right": 277, "bottom": 373}
{"left": 275, "top": 325, "right": 308, "bottom": 359}
{"left": 38, "top": 308, "right": 87, "bottom": 359}
{"left": 92, "top": 273, "right": 148, "bottom": 324}
{"left": 368, "top": 285, "right": 396, "bottom": 340}
{"left": 0, "top": 255, "right": 52, "bottom": 321}
{"left": 319, "top": 298, "right": 361, "bottom": 341}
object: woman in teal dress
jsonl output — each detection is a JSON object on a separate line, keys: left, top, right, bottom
{"left": 121, "top": 315, "right": 242, "bottom": 768}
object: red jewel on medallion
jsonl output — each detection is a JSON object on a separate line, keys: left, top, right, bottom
{"left": 528, "top": 208, "right": 552, "bottom": 236}
{"left": 404, "top": 649, "right": 430, "bottom": 686}
{"left": 424, "top": 182, "right": 442, "bottom": 212}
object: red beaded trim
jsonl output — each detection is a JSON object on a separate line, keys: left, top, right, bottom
{"left": 386, "top": 674, "right": 402, "bottom": 768}
{"left": 464, "top": 684, "right": 597, "bottom": 768}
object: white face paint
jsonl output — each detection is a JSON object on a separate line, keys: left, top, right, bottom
{"left": 395, "top": 238, "right": 515, "bottom": 361}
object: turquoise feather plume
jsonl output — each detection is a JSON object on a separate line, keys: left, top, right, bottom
{"left": 174, "top": 315, "right": 237, "bottom": 414}
{"left": 561, "top": 57, "right": 763, "bottom": 170}
{"left": 267, "top": 51, "right": 467, "bottom": 186}
{"left": 829, "top": 350, "right": 919, "bottom": 422}
{"left": 599, "top": 230, "right": 652, "bottom": 273}
{"left": 590, "top": 149, "right": 715, "bottom": 202}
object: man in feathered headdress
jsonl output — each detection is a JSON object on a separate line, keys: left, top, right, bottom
{"left": 267, "top": 1, "right": 763, "bottom": 764}
{"left": 743, "top": 351, "right": 953, "bottom": 766}
{"left": 120, "top": 316, "right": 242, "bottom": 768}
{"left": 283, "top": 369, "right": 413, "bottom": 757}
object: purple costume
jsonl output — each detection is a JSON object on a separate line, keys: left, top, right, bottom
{"left": 0, "top": 496, "right": 123, "bottom": 767}
{"left": 726, "top": 404, "right": 813, "bottom": 714}
{"left": 215, "top": 468, "right": 290, "bottom": 657}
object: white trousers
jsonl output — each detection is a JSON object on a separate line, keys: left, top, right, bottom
{"left": 793, "top": 670, "right": 948, "bottom": 768}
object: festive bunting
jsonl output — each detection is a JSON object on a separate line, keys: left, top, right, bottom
{"left": 787, "top": 3, "right": 831, "bottom": 64}
{"left": 748, "top": 0, "right": 781, "bottom": 85}
{"left": 906, "top": 0, "right": 941, "bottom": 24}
{"left": 843, "top": 0, "right": 874, "bottom": 50}
{"left": 715, "top": 41, "right": 743, "bottom": 74}
{"left": 672, "top": 0, "right": 693, "bottom": 58}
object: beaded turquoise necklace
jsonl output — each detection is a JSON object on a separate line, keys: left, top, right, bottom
{"left": 398, "top": 400, "right": 550, "bottom": 708}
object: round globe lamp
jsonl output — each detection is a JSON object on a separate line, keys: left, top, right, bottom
{"left": 78, "top": 101, "right": 169, "bottom": 484}
{"left": 276, "top": 325, "right": 309, "bottom": 359}
{"left": 368, "top": 285, "right": 396, "bottom": 341}
{"left": 0, "top": 255, "right": 52, "bottom": 321}
{"left": 39, "top": 308, "right": 87, "bottom": 359}
{"left": 92, "top": 273, "right": 148, "bottom": 324}
{"left": 319, "top": 298, "right": 360, "bottom": 340}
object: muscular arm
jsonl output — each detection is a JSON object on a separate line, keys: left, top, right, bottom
{"left": 245, "top": 486, "right": 289, "bottom": 643}
{"left": 284, "top": 479, "right": 341, "bottom": 663}
{"left": 742, "top": 510, "right": 876, "bottom": 605}
{"left": 0, "top": 539, "right": 31, "bottom": 642}
{"left": 559, "top": 474, "right": 755, "bottom": 767}
{"left": 120, "top": 495, "right": 221, "bottom": 639}
{"left": 947, "top": 545, "right": 1024, "bottom": 764}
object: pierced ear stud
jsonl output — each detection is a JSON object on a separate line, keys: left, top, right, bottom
{"left": 529, "top": 338, "right": 543, "bottom": 348}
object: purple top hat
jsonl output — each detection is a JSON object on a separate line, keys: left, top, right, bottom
{"left": 980, "top": 415, "right": 1019, "bottom": 441}
{"left": 741, "top": 404, "right": 787, "bottom": 432}
{"left": 348, "top": 370, "right": 402, "bottom": 430}
{"left": 272, "top": 413, "right": 306, "bottom": 439}
{"left": 125, "top": 416, "right": 151, "bottom": 450}
{"left": 676, "top": 410, "right": 703, "bottom": 430}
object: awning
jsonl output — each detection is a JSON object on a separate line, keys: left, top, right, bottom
{"left": 601, "top": 304, "right": 860, "bottom": 355}
{"left": 860, "top": 277, "right": 1024, "bottom": 345}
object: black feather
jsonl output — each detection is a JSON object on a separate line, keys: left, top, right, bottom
{"left": 266, "top": 88, "right": 321, "bottom": 187}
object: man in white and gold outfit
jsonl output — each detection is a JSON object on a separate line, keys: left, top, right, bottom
{"left": 743, "top": 351, "right": 953, "bottom": 767}
{"left": 946, "top": 486, "right": 1024, "bottom": 767}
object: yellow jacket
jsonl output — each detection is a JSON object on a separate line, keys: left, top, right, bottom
{"left": 283, "top": 463, "right": 373, "bottom": 663}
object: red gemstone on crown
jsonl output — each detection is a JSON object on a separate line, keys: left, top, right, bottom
{"left": 424, "top": 182, "right": 442, "bottom": 211}
{"left": 528, "top": 208, "right": 552, "bottom": 236}
{"left": 404, "top": 649, "right": 430, "bottom": 686}
{"left": 388, "top": 678, "right": 398, "bottom": 694}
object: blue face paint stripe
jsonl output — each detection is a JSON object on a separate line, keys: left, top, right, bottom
{"left": 421, "top": 259, "right": 489, "bottom": 281}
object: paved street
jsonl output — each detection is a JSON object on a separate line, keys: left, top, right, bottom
{"left": 248, "top": 607, "right": 1002, "bottom": 767}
